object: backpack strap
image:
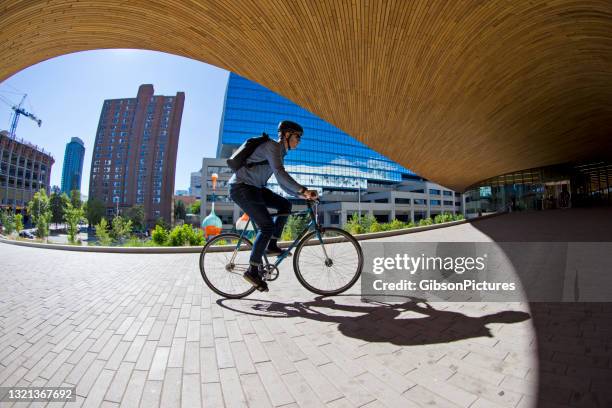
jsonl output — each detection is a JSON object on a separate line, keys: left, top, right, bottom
{"left": 245, "top": 160, "right": 269, "bottom": 168}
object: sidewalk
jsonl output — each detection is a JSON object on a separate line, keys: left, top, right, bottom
{"left": 0, "top": 241, "right": 536, "bottom": 407}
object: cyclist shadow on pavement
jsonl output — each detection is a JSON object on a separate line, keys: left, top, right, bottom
{"left": 219, "top": 295, "right": 531, "bottom": 346}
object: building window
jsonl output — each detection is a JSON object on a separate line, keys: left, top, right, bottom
{"left": 431, "top": 200, "right": 441, "bottom": 206}
{"left": 429, "top": 189, "right": 441, "bottom": 195}
{"left": 394, "top": 198, "right": 411, "bottom": 204}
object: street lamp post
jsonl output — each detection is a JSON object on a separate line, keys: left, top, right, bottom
{"left": 114, "top": 196, "right": 119, "bottom": 216}
{"left": 358, "top": 183, "right": 362, "bottom": 218}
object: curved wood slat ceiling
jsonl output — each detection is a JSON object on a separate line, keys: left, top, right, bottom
{"left": 1, "top": 0, "right": 612, "bottom": 191}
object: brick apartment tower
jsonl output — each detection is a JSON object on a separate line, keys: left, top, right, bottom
{"left": 89, "top": 85, "right": 184, "bottom": 227}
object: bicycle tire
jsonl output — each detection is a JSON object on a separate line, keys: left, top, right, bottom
{"left": 199, "top": 233, "right": 257, "bottom": 299}
{"left": 293, "top": 227, "right": 363, "bottom": 295}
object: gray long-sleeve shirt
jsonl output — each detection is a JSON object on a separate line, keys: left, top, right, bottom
{"left": 228, "top": 139, "right": 305, "bottom": 197}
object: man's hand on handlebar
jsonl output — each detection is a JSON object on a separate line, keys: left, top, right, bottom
{"left": 301, "top": 189, "right": 319, "bottom": 200}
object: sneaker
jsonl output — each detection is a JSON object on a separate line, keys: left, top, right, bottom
{"left": 266, "top": 245, "right": 292, "bottom": 257}
{"left": 243, "top": 266, "right": 269, "bottom": 292}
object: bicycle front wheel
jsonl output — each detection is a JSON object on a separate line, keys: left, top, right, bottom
{"left": 293, "top": 227, "right": 363, "bottom": 295}
{"left": 199, "top": 233, "right": 256, "bottom": 299}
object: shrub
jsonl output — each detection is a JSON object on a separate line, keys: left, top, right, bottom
{"left": 282, "top": 215, "right": 310, "bottom": 241}
{"left": 1, "top": 212, "right": 15, "bottom": 235}
{"left": 168, "top": 224, "right": 204, "bottom": 246}
{"left": 454, "top": 214, "right": 465, "bottom": 221}
{"left": 123, "top": 237, "right": 146, "bottom": 247}
{"left": 14, "top": 214, "right": 23, "bottom": 233}
{"left": 343, "top": 213, "right": 374, "bottom": 235}
{"left": 187, "top": 226, "right": 205, "bottom": 246}
{"left": 155, "top": 217, "right": 169, "bottom": 230}
{"left": 405, "top": 221, "right": 415, "bottom": 228}
{"left": 418, "top": 217, "right": 433, "bottom": 226}
{"left": 369, "top": 221, "right": 382, "bottom": 233}
{"left": 387, "top": 218, "right": 405, "bottom": 230}
{"left": 152, "top": 225, "right": 169, "bottom": 246}
{"left": 95, "top": 218, "right": 112, "bottom": 246}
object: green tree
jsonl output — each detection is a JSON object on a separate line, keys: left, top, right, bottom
{"left": 174, "top": 200, "right": 186, "bottom": 221}
{"left": 124, "top": 205, "right": 145, "bottom": 232}
{"left": 27, "top": 188, "right": 52, "bottom": 239}
{"left": 111, "top": 216, "right": 133, "bottom": 244}
{"left": 65, "top": 204, "right": 85, "bottom": 244}
{"left": 49, "top": 192, "right": 70, "bottom": 227}
{"left": 190, "top": 200, "right": 201, "bottom": 215}
{"left": 86, "top": 198, "right": 105, "bottom": 228}
{"left": 95, "top": 218, "right": 112, "bottom": 246}
{"left": 14, "top": 213, "right": 23, "bottom": 233}
{"left": 70, "top": 189, "right": 82, "bottom": 209}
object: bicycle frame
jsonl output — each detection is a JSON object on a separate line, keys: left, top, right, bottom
{"left": 229, "top": 201, "right": 323, "bottom": 269}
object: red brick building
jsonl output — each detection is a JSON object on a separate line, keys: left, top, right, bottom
{"left": 89, "top": 85, "right": 184, "bottom": 226}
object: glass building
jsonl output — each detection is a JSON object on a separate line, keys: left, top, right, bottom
{"left": 60, "top": 137, "right": 85, "bottom": 194}
{"left": 217, "top": 73, "right": 416, "bottom": 197}
{"left": 465, "top": 160, "right": 612, "bottom": 215}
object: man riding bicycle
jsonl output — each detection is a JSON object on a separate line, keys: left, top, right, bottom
{"left": 228, "top": 120, "right": 318, "bottom": 292}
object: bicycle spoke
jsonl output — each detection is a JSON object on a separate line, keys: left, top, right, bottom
{"left": 295, "top": 228, "right": 362, "bottom": 295}
{"left": 200, "top": 235, "right": 255, "bottom": 298}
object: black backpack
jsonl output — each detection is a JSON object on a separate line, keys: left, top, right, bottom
{"left": 226, "top": 132, "right": 270, "bottom": 171}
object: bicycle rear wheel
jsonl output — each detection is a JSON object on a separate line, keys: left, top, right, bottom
{"left": 199, "top": 233, "right": 256, "bottom": 299}
{"left": 293, "top": 227, "right": 363, "bottom": 295}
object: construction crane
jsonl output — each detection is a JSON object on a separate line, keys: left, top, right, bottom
{"left": 5, "top": 94, "right": 42, "bottom": 139}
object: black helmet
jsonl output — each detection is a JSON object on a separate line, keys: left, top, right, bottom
{"left": 278, "top": 120, "right": 303, "bottom": 135}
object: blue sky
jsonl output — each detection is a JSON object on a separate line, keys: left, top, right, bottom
{"left": 0, "top": 49, "right": 229, "bottom": 196}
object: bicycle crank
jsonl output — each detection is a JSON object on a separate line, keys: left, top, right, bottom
{"left": 263, "top": 264, "right": 280, "bottom": 281}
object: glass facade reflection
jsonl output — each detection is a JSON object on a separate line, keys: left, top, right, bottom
{"left": 217, "top": 73, "right": 415, "bottom": 196}
{"left": 465, "top": 161, "right": 612, "bottom": 215}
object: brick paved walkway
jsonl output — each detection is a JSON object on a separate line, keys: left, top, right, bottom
{"left": 0, "top": 238, "right": 538, "bottom": 408}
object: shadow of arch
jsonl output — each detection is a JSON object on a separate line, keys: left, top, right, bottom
{"left": 468, "top": 208, "right": 612, "bottom": 407}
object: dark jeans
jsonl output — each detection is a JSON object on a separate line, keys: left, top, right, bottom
{"left": 229, "top": 183, "right": 292, "bottom": 265}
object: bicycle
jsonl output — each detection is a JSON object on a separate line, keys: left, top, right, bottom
{"left": 199, "top": 199, "right": 363, "bottom": 298}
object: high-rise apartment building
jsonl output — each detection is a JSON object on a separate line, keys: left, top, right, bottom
{"left": 60, "top": 137, "right": 85, "bottom": 194}
{"left": 89, "top": 84, "right": 184, "bottom": 226}
{"left": 0, "top": 130, "right": 54, "bottom": 211}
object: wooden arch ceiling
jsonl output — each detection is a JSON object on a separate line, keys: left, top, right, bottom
{"left": 2, "top": 1, "right": 612, "bottom": 191}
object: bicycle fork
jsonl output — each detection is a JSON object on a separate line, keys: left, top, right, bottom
{"left": 315, "top": 230, "right": 333, "bottom": 267}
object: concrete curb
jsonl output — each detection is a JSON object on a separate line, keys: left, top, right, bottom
{"left": 0, "top": 212, "right": 505, "bottom": 253}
